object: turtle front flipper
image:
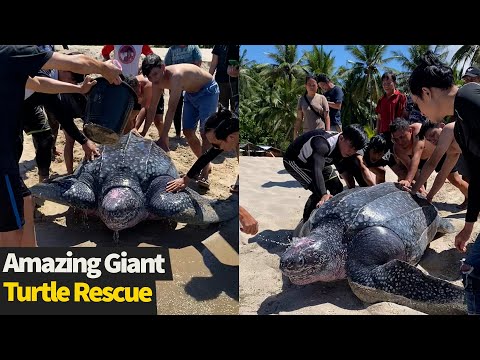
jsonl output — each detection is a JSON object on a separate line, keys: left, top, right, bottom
{"left": 30, "top": 174, "right": 96, "bottom": 210}
{"left": 346, "top": 226, "right": 466, "bottom": 315}
{"left": 146, "top": 176, "right": 238, "bottom": 224}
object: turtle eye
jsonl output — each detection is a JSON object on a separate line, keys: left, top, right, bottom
{"left": 298, "top": 256, "right": 305, "bottom": 267}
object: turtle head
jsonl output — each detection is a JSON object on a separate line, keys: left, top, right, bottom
{"left": 280, "top": 225, "right": 346, "bottom": 285}
{"left": 99, "top": 175, "right": 147, "bottom": 231}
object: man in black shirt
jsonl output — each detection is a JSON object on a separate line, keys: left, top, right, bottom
{"left": 316, "top": 74, "right": 344, "bottom": 132}
{"left": 409, "top": 51, "right": 480, "bottom": 314}
{"left": 0, "top": 45, "right": 122, "bottom": 247}
{"left": 283, "top": 124, "right": 368, "bottom": 221}
{"left": 209, "top": 45, "right": 239, "bottom": 115}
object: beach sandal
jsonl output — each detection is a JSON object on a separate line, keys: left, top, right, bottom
{"left": 229, "top": 184, "right": 239, "bottom": 193}
{"left": 197, "top": 177, "right": 210, "bottom": 190}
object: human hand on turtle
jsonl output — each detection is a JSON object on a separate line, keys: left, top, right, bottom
{"left": 82, "top": 140, "right": 100, "bottom": 161}
{"left": 166, "top": 176, "right": 189, "bottom": 193}
{"left": 399, "top": 179, "right": 411, "bottom": 190}
{"left": 316, "top": 194, "right": 333, "bottom": 207}
{"left": 130, "top": 128, "right": 142, "bottom": 137}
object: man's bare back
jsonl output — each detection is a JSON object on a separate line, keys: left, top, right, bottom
{"left": 156, "top": 63, "right": 213, "bottom": 93}
{"left": 394, "top": 122, "right": 435, "bottom": 160}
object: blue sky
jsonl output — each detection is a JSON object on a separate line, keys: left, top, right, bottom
{"left": 241, "top": 45, "right": 465, "bottom": 73}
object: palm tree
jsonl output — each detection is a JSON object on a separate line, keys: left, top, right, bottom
{"left": 256, "top": 77, "right": 304, "bottom": 149}
{"left": 392, "top": 45, "right": 448, "bottom": 92}
{"left": 341, "top": 45, "right": 394, "bottom": 128}
{"left": 239, "top": 49, "right": 262, "bottom": 99}
{"left": 451, "top": 45, "right": 480, "bottom": 75}
{"left": 261, "top": 45, "right": 307, "bottom": 83}
{"left": 303, "top": 45, "right": 336, "bottom": 81}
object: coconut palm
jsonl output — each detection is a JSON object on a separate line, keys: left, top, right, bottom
{"left": 303, "top": 45, "right": 336, "bottom": 81}
{"left": 261, "top": 45, "right": 307, "bottom": 83}
{"left": 451, "top": 45, "right": 480, "bottom": 75}
{"left": 255, "top": 77, "right": 304, "bottom": 149}
{"left": 392, "top": 45, "right": 448, "bottom": 92}
{"left": 341, "top": 45, "right": 394, "bottom": 128}
{"left": 239, "top": 50, "right": 262, "bottom": 99}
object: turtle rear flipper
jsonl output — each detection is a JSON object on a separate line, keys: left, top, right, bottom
{"left": 347, "top": 226, "right": 466, "bottom": 315}
{"left": 436, "top": 215, "right": 456, "bottom": 234}
{"left": 146, "top": 176, "right": 238, "bottom": 225}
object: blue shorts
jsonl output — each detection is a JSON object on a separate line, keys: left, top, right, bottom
{"left": 182, "top": 80, "right": 219, "bottom": 133}
{"left": 0, "top": 173, "right": 29, "bottom": 232}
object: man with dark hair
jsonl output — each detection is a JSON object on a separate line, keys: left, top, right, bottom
{"left": 340, "top": 134, "right": 398, "bottom": 186}
{"left": 390, "top": 117, "right": 434, "bottom": 192}
{"left": 316, "top": 74, "right": 344, "bottom": 132}
{"left": 408, "top": 51, "right": 480, "bottom": 314}
{"left": 209, "top": 45, "right": 239, "bottom": 116}
{"left": 410, "top": 120, "right": 469, "bottom": 208}
{"left": 141, "top": 53, "right": 219, "bottom": 188}
{"left": 376, "top": 71, "right": 407, "bottom": 147}
{"left": 283, "top": 124, "right": 368, "bottom": 221}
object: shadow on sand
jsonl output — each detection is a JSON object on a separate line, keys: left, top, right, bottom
{"left": 184, "top": 218, "right": 239, "bottom": 302}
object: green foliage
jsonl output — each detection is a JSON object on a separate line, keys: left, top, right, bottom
{"left": 240, "top": 44, "right": 480, "bottom": 153}
{"left": 392, "top": 45, "right": 448, "bottom": 93}
{"left": 303, "top": 45, "right": 336, "bottom": 81}
{"left": 451, "top": 46, "right": 480, "bottom": 75}
{"left": 363, "top": 123, "right": 376, "bottom": 139}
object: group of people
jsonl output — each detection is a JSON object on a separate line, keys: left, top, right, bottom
{"left": 1, "top": 44, "right": 254, "bottom": 251}
{"left": 0, "top": 45, "right": 123, "bottom": 248}
{"left": 285, "top": 51, "right": 480, "bottom": 314}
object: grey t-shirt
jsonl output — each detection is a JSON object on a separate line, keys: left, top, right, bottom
{"left": 297, "top": 94, "right": 329, "bottom": 133}
{"left": 164, "top": 45, "right": 202, "bottom": 65}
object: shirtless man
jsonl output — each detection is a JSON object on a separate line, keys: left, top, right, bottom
{"left": 122, "top": 74, "right": 164, "bottom": 136}
{"left": 141, "top": 54, "right": 219, "bottom": 187}
{"left": 390, "top": 117, "right": 435, "bottom": 192}
{"left": 410, "top": 121, "right": 469, "bottom": 207}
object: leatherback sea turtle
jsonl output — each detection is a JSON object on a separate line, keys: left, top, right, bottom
{"left": 30, "top": 133, "right": 237, "bottom": 240}
{"left": 280, "top": 182, "right": 466, "bottom": 315}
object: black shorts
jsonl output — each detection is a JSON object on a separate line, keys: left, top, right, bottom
{"left": 22, "top": 103, "right": 51, "bottom": 135}
{"left": 0, "top": 173, "right": 30, "bottom": 232}
{"left": 133, "top": 94, "right": 164, "bottom": 115}
{"left": 283, "top": 158, "right": 340, "bottom": 197}
{"left": 435, "top": 153, "right": 458, "bottom": 173}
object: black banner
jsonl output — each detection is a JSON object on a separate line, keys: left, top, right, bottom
{"left": 0, "top": 247, "right": 172, "bottom": 315}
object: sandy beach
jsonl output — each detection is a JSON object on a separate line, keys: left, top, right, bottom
{"left": 239, "top": 156, "right": 479, "bottom": 315}
{"left": 20, "top": 46, "right": 239, "bottom": 315}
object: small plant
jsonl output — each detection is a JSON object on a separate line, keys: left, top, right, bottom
{"left": 363, "top": 123, "right": 376, "bottom": 139}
